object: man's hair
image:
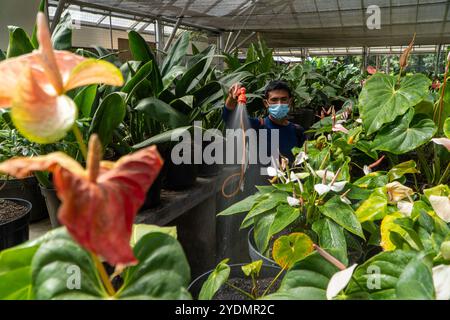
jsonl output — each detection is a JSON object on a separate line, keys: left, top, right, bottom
{"left": 264, "top": 80, "right": 292, "bottom": 99}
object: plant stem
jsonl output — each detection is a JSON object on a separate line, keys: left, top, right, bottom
{"left": 313, "top": 244, "right": 346, "bottom": 270}
{"left": 72, "top": 124, "right": 87, "bottom": 161}
{"left": 91, "top": 253, "right": 116, "bottom": 297}
{"left": 439, "top": 161, "right": 450, "bottom": 185}
{"left": 416, "top": 147, "right": 433, "bottom": 184}
{"left": 262, "top": 266, "right": 286, "bottom": 297}
{"left": 225, "top": 282, "right": 255, "bottom": 300}
{"left": 435, "top": 59, "right": 450, "bottom": 131}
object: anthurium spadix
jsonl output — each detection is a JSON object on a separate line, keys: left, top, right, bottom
{"left": 0, "top": 134, "right": 163, "bottom": 266}
{"left": 314, "top": 169, "right": 347, "bottom": 196}
{"left": 0, "top": 13, "right": 123, "bottom": 143}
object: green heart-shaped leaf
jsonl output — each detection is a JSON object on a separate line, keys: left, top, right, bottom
{"left": 272, "top": 233, "right": 314, "bottom": 269}
{"left": 359, "top": 73, "right": 430, "bottom": 135}
{"left": 372, "top": 109, "right": 436, "bottom": 155}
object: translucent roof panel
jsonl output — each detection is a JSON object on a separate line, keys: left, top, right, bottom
{"left": 60, "top": 0, "right": 450, "bottom": 47}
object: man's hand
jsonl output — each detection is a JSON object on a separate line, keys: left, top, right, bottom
{"left": 225, "top": 83, "right": 242, "bottom": 111}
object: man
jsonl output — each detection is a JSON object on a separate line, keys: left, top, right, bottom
{"left": 223, "top": 80, "right": 306, "bottom": 163}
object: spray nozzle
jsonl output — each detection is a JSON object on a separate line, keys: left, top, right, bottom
{"left": 237, "top": 87, "right": 247, "bottom": 105}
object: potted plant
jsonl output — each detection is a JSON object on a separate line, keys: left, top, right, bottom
{"left": 189, "top": 232, "right": 315, "bottom": 300}
{"left": 0, "top": 122, "right": 47, "bottom": 222}
{"left": 0, "top": 198, "right": 31, "bottom": 250}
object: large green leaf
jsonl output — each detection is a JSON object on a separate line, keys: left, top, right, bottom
{"left": 253, "top": 211, "right": 277, "bottom": 253}
{"left": 130, "top": 224, "right": 177, "bottom": 247}
{"left": 272, "top": 233, "right": 314, "bottom": 269}
{"left": 372, "top": 109, "right": 437, "bottom": 154}
{"left": 175, "top": 46, "right": 216, "bottom": 96}
{"left": 135, "top": 97, "right": 189, "bottom": 129}
{"left": 128, "top": 31, "right": 162, "bottom": 94}
{"left": 198, "top": 259, "right": 230, "bottom": 300}
{"left": 121, "top": 61, "right": 153, "bottom": 95}
{"left": 269, "top": 205, "right": 300, "bottom": 236}
{"left": 90, "top": 92, "right": 126, "bottom": 147}
{"left": 192, "top": 81, "right": 223, "bottom": 108}
{"left": 345, "top": 250, "right": 429, "bottom": 300}
{"left": 319, "top": 196, "right": 365, "bottom": 239}
{"left": 0, "top": 244, "right": 39, "bottom": 299}
{"left": 32, "top": 238, "right": 107, "bottom": 299}
{"left": 241, "top": 191, "right": 289, "bottom": 227}
{"left": 217, "top": 193, "right": 262, "bottom": 216}
{"left": 0, "top": 228, "right": 70, "bottom": 300}
{"left": 132, "top": 126, "right": 192, "bottom": 149}
{"left": 74, "top": 85, "right": 98, "bottom": 118}
{"left": 162, "top": 65, "right": 186, "bottom": 91}
{"left": 51, "top": 11, "right": 73, "bottom": 50}
{"left": 6, "top": 26, "right": 34, "bottom": 58}
{"left": 395, "top": 255, "right": 435, "bottom": 299}
{"left": 444, "top": 117, "right": 450, "bottom": 138}
{"left": 355, "top": 187, "right": 388, "bottom": 223}
{"left": 161, "top": 31, "right": 190, "bottom": 76}
{"left": 387, "top": 160, "right": 418, "bottom": 182}
{"left": 264, "top": 249, "right": 342, "bottom": 300}
{"left": 312, "top": 218, "right": 348, "bottom": 265}
{"left": 117, "top": 232, "right": 191, "bottom": 299}
{"left": 359, "top": 73, "right": 431, "bottom": 135}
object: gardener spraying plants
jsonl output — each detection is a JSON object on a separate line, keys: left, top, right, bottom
{"left": 223, "top": 81, "right": 307, "bottom": 164}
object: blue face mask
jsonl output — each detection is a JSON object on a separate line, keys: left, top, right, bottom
{"left": 268, "top": 104, "right": 289, "bottom": 119}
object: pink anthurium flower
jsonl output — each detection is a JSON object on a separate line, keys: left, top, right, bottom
{"left": 0, "top": 13, "right": 123, "bottom": 143}
{"left": 366, "top": 66, "right": 377, "bottom": 75}
{"left": 0, "top": 135, "right": 163, "bottom": 266}
{"left": 432, "top": 138, "right": 450, "bottom": 151}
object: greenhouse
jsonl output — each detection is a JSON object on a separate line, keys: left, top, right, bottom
{"left": 0, "top": 0, "right": 449, "bottom": 305}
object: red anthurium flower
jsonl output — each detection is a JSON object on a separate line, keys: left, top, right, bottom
{"left": 367, "top": 66, "right": 377, "bottom": 75}
{"left": 0, "top": 13, "right": 123, "bottom": 144}
{"left": 0, "top": 135, "right": 163, "bottom": 266}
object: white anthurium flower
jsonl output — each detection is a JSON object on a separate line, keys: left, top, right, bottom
{"left": 386, "top": 181, "right": 414, "bottom": 204}
{"left": 314, "top": 181, "right": 347, "bottom": 196}
{"left": 429, "top": 195, "right": 450, "bottom": 223}
{"left": 397, "top": 201, "right": 413, "bottom": 217}
{"left": 267, "top": 166, "right": 284, "bottom": 178}
{"left": 332, "top": 123, "right": 350, "bottom": 134}
{"left": 432, "top": 264, "right": 450, "bottom": 300}
{"left": 287, "top": 196, "right": 300, "bottom": 207}
{"left": 314, "top": 183, "right": 331, "bottom": 195}
{"left": 363, "top": 165, "right": 372, "bottom": 175}
{"left": 290, "top": 171, "right": 310, "bottom": 181}
{"left": 316, "top": 170, "right": 335, "bottom": 182}
{"left": 355, "top": 118, "right": 363, "bottom": 124}
{"left": 327, "top": 134, "right": 332, "bottom": 141}
{"left": 294, "top": 151, "right": 309, "bottom": 166}
{"left": 326, "top": 264, "right": 358, "bottom": 300}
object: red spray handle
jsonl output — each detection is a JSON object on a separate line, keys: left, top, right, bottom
{"left": 237, "top": 87, "right": 247, "bottom": 105}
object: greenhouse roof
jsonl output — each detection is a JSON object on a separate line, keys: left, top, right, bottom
{"left": 57, "top": 0, "right": 450, "bottom": 48}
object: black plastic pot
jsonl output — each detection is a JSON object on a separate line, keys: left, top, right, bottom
{"left": 162, "top": 142, "right": 198, "bottom": 190}
{"left": 248, "top": 227, "right": 277, "bottom": 267}
{"left": 140, "top": 171, "right": 163, "bottom": 210}
{"left": 188, "top": 263, "right": 283, "bottom": 300}
{"left": 288, "top": 108, "right": 315, "bottom": 130}
{"left": 39, "top": 186, "right": 61, "bottom": 228}
{"left": 0, "top": 177, "right": 48, "bottom": 222}
{"left": 0, "top": 198, "right": 32, "bottom": 250}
